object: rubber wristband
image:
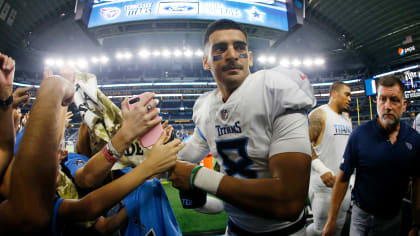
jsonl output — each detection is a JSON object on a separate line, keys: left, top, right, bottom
{"left": 193, "top": 167, "right": 224, "bottom": 195}
{"left": 189, "top": 165, "right": 202, "bottom": 190}
{"left": 103, "top": 145, "right": 118, "bottom": 163}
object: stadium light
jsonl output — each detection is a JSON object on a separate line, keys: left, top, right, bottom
{"left": 280, "top": 58, "right": 290, "bottom": 67}
{"left": 138, "top": 49, "right": 151, "bottom": 59}
{"left": 77, "top": 59, "right": 88, "bottom": 69}
{"left": 184, "top": 49, "right": 193, "bottom": 57}
{"left": 162, "top": 49, "right": 171, "bottom": 58}
{"left": 195, "top": 50, "right": 203, "bottom": 57}
{"left": 91, "top": 57, "right": 99, "bottom": 64}
{"left": 55, "top": 59, "right": 64, "bottom": 67}
{"left": 314, "top": 58, "right": 325, "bottom": 66}
{"left": 303, "top": 59, "right": 313, "bottom": 67}
{"left": 173, "top": 49, "right": 182, "bottom": 57}
{"left": 267, "top": 56, "right": 276, "bottom": 64}
{"left": 292, "top": 59, "right": 301, "bottom": 67}
{"left": 258, "top": 56, "right": 266, "bottom": 63}
{"left": 153, "top": 50, "right": 161, "bottom": 57}
{"left": 116, "top": 52, "right": 124, "bottom": 60}
{"left": 124, "top": 52, "right": 132, "bottom": 60}
{"left": 45, "top": 59, "right": 55, "bottom": 66}
{"left": 100, "top": 56, "right": 109, "bottom": 64}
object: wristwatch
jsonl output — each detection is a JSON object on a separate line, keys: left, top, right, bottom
{"left": 0, "top": 95, "right": 13, "bottom": 108}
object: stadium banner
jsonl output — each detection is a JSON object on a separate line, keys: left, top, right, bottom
{"left": 88, "top": 0, "right": 291, "bottom": 31}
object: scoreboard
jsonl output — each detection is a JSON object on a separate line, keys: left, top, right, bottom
{"left": 80, "top": 0, "right": 302, "bottom": 31}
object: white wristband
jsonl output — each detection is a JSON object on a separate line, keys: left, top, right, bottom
{"left": 312, "top": 158, "right": 333, "bottom": 176}
{"left": 193, "top": 167, "right": 224, "bottom": 195}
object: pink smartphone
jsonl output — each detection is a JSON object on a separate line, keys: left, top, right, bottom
{"left": 128, "top": 93, "right": 163, "bottom": 147}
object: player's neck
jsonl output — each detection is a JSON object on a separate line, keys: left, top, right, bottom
{"left": 327, "top": 103, "right": 342, "bottom": 115}
{"left": 217, "top": 82, "right": 237, "bottom": 102}
{"left": 220, "top": 89, "right": 232, "bottom": 102}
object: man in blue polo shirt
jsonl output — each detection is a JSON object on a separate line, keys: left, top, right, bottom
{"left": 323, "top": 75, "right": 420, "bottom": 236}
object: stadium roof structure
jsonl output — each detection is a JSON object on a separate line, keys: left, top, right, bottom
{"left": 0, "top": 0, "right": 419, "bottom": 75}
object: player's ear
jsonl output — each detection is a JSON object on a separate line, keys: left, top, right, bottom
{"left": 248, "top": 51, "right": 253, "bottom": 67}
{"left": 203, "top": 55, "right": 211, "bottom": 71}
{"left": 330, "top": 89, "right": 336, "bottom": 99}
{"left": 403, "top": 99, "right": 408, "bottom": 113}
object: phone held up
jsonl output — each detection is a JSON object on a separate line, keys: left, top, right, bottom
{"left": 128, "top": 93, "right": 163, "bottom": 147}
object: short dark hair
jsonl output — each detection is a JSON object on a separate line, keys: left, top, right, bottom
{"left": 203, "top": 19, "right": 248, "bottom": 47}
{"left": 329, "top": 81, "right": 349, "bottom": 95}
{"left": 377, "top": 75, "right": 405, "bottom": 97}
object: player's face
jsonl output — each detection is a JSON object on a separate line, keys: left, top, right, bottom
{"left": 335, "top": 85, "right": 351, "bottom": 112}
{"left": 203, "top": 29, "right": 253, "bottom": 91}
{"left": 377, "top": 84, "right": 407, "bottom": 128}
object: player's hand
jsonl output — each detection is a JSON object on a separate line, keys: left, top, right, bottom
{"left": 0, "top": 53, "right": 15, "bottom": 99}
{"left": 322, "top": 219, "right": 337, "bottom": 236}
{"left": 142, "top": 132, "right": 185, "bottom": 176}
{"left": 120, "top": 93, "right": 161, "bottom": 141}
{"left": 320, "top": 172, "right": 336, "bottom": 187}
{"left": 168, "top": 161, "right": 197, "bottom": 191}
{"left": 13, "top": 87, "right": 34, "bottom": 108}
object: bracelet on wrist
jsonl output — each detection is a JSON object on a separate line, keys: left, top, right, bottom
{"left": 107, "top": 140, "right": 123, "bottom": 158}
{"left": 103, "top": 144, "right": 119, "bottom": 163}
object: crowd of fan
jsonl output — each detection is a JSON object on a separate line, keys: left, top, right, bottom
{"left": 0, "top": 52, "right": 186, "bottom": 235}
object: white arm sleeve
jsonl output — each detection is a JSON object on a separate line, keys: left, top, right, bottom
{"left": 177, "top": 127, "right": 210, "bottom": 163}
{"left": 269, "top": 111, "right": 312, "bottom": 158}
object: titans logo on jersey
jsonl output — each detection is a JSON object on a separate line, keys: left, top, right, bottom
{"left": 333, "top": 124, "right": 352, "bottom": 136}
{"left": 216, "top": 121, "right": 242, "bottom": 136}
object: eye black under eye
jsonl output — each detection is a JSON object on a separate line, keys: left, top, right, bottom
{"left": 234, "top": 43, "right": 247, "bottom": 50}
{"left": 213, "top": 44, "right": 227, "bottom": 52}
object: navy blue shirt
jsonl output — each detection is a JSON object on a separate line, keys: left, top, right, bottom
{"left": 340, "top": 119, "right": 420, "bottom": 218}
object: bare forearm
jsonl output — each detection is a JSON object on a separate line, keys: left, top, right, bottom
{"left": 60, "top": 163, "right": 153, "bottom": 221}
{"left": 94, "top": 208, "right": 128, "bottom": 235}
{"left": 327, "top": 171, "right": 349, "bottom": 221}
{"left": 0, "top": 105, "right": 14, "bottom": 180}
{"left": 10, "top": 80, "right": 67, "bottom": 214}
{"left": 75, "top": 127, "right": 133, "bottom": 188}
{"left": 217, "top": 176, "right": 307, "bottom": 220}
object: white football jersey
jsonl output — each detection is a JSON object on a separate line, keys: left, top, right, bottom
{"left": 179, "top": 66, "right": 316, "bottom": 232}
{"left": 415, "top": 113, "right": 420, "bottom": 133}
{"left": 310, "top": 104, "right": 352, "bottom": 192}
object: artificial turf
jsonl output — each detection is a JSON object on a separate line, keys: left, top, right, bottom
{"left": 162, "top": 181, "right": 228, "bottom": 234}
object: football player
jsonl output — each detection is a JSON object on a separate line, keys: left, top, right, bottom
{"left": 169, "top": 19, "right": 316, "bottom": 235}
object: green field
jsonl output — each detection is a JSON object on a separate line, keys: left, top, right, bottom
{"left": 162, "top": 182, "right": 228, "bottom": 235}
